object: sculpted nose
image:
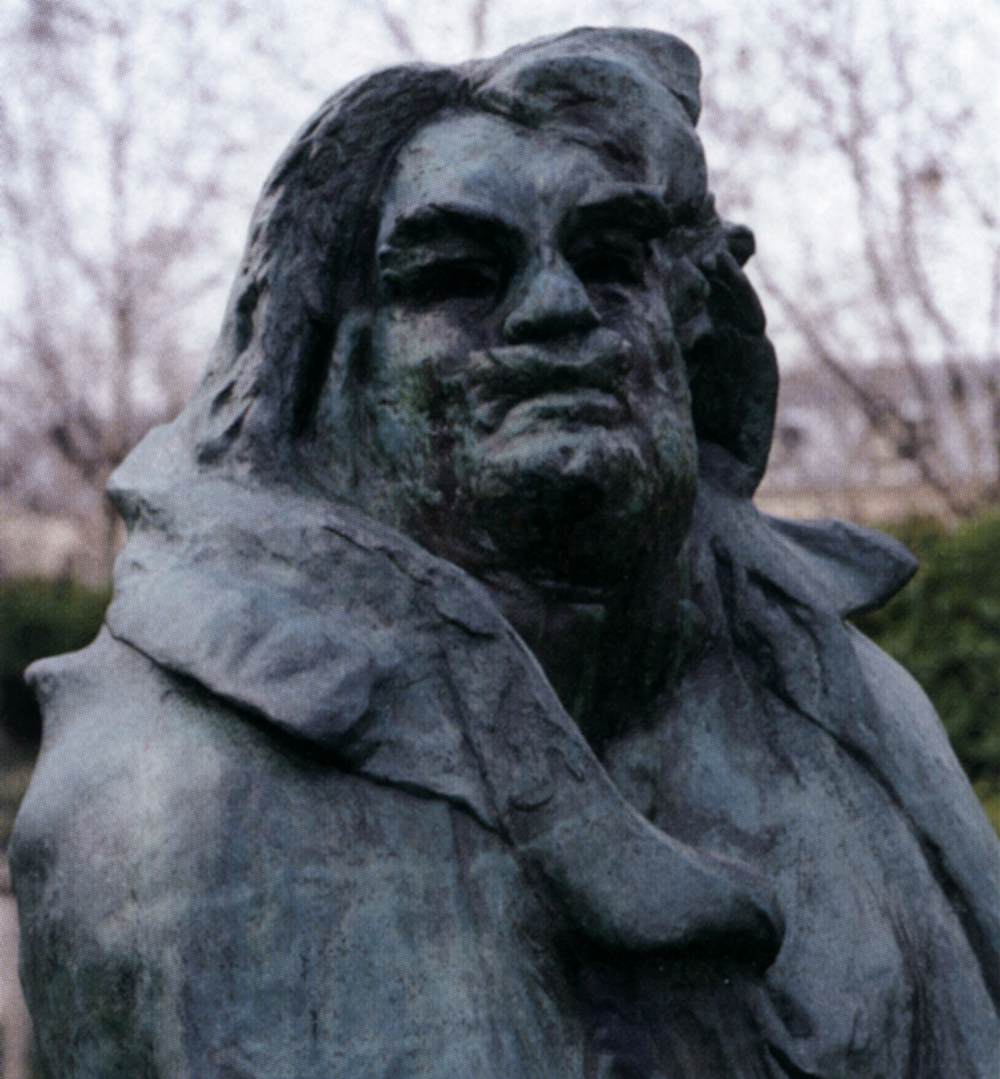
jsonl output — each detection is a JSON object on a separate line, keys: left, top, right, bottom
{"left": 503, "top": 256, "right": 600, "bottom": 344}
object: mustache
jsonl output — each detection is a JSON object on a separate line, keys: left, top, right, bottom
{"left": 462, "top": 328, "right": 632, "bottom": 403}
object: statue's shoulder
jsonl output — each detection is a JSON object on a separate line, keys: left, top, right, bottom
{"left": 698, "top": 465, "right": 916, "bottom": 618}
{"left": 757, "top": 510, "right": 1000, "bottom": 974}
{"left": 849, "top": 613, "right": 1000, "bottom": 969}
{"left": 761, "top": 513, "right": 917, "bottom": 618}
{"left": 760, "top": 509, "right": 981, "bottom": 797}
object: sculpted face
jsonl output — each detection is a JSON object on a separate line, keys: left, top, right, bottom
{"left": 366, "top": 110, "right": 702, "bottom": 587}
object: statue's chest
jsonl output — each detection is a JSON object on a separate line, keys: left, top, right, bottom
{"left": 14, "top": 638, "right": 585, "bottom": 1079}
{"left": 604, "top": 656, "right": 956, "bottom": 1076}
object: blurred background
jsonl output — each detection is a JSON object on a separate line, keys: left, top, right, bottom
{"left": 1, "top": 0, "right": 998, "bottom": 1073}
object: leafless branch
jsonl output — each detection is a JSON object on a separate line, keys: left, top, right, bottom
{"left": 374, "top": 1, "right": 418, "bottom": 58}
{"left": 757, "top": 260, "right": 972, "bottom": 516}
{"left": 469, "top": 0, "right": 490, "bottom": 53}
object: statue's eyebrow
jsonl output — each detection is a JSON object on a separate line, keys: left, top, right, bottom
{"left": 561, "top": 183, "right": 681, "bottom": 240}
{"left": 380, "top": 202, "right": 521, "bottom": 255}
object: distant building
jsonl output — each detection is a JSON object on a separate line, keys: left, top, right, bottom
{"left": 756, "top": 359, "right": 1000, "bottom": 521}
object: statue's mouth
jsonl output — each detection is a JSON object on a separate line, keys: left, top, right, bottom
{"left": 465, "top": 330, "right": 632, "bottom": 435}
{"left": 490, "top": 388, "right": 625, "bottom": 439}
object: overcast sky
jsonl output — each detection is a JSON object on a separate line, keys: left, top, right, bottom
{"left": 2, "top": 0, "right": 997, "bottom": 397}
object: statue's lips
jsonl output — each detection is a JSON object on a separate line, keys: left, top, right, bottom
{"left": 472, "top": 386, "right": 627, "bottom": 437}
{"left": 499, "top": 389, "right": 625, "bottom": 434}
{"left": 466, "top": 332, "right": 632, "bottom": 434}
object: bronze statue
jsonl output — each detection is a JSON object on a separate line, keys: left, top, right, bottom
{"left": 12, "top": 27, "right": 999, "bottom": 1077}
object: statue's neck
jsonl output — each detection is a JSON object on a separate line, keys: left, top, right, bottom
{"left": 478, "top": 544, "right": 697, "bottom": 750}
{"left": 356, "top": 487, "right": 701, "bottom": 746}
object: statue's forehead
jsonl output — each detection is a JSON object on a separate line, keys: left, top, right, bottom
{"left": 379, "top": 113, "right": 617, "bottom": 236}
{"left": 378, "top": 103, "right": 705, "bottom": 244}
{"left": 390, "top": 111, "right": 587, "bottom": 185}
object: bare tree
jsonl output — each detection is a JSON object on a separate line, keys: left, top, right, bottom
{"left": 691, "top": 0, "right": 1000, "bottom": 515}
{"left": 0, "top": 0, "right": 292, "bottom": 575}
{"left": 372, "top": 0, "right": 496, "bottom": 60}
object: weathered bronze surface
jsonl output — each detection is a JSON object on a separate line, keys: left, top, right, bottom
{"left": 12, "top": 27, "right": 999, "bottom": 1077}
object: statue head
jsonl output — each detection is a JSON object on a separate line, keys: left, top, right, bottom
{"left": 114, "top": 27, "right": 778, "bottom": 594}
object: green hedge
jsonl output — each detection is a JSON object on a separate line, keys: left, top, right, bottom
{"left": 854, "top": 511, "right": 1000, "bottom": 832}
{"left": 0, "top": 577, "right": 109, "bottom": 737}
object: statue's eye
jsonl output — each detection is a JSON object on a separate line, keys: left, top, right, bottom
{"left": 419, "top": 259, "right": 500, "bottom": 301}
{"left": 384, "top": 258, "right": 501, "bottom": 306}
{"left": 568, "top": 237, "right": 646, "bottom": 287}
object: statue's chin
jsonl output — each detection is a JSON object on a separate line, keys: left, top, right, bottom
{"left": 469, "top": 424, "right": 690, "bottom": 588}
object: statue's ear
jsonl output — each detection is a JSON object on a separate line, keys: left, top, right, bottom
{"left": 687, "top": 225, "right": 778, "bottom": 496}
{"left": 721, "top": 221, "right": 755, "bottom": 267}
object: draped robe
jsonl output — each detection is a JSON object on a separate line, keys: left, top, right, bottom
{"left": 12, "top": 435, "right": 999, "bottom": 1078}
